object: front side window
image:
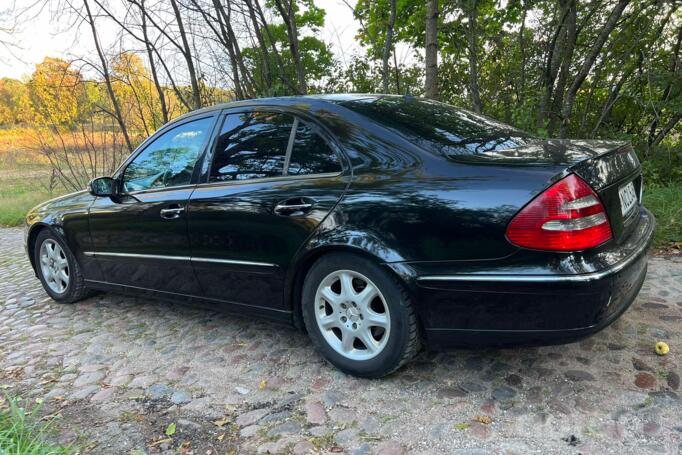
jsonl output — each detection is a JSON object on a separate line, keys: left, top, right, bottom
{"left": 123, "top": 117, "right": 213, "bottom": 192}
{"left": 210, "top": 112, "right": 294, "bottom": 182}
{"left": 288, "top": 122, "right": 341, "bottom": 175}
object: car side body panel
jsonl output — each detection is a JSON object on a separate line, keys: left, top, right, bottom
{"left": 23, "top": 95, "right": 655, "bottom": 349}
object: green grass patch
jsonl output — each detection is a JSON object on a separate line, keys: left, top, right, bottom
{"left": 0, "top": 164, "right": 63, "bottom": 227}
{"left": 0, "top": 394, "right": 73, "bottom": 455}
{"left": 644, "top": 184, "right": 682, "bottom": 248}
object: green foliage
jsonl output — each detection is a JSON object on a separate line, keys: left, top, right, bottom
{"left": 0, "top": 394, "right": 73, "bottom": 454}
{"left": 639, "top": 148, "right": 682, "bottom": 188}
{"left": 643, "top": 185, "right": 682, "bottom": 247}
{"left": 245, "top": 0, "right": 335, "bottom": 96}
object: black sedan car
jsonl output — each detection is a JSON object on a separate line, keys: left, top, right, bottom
{"left": 25, "top": 94, "right": 654, "bottom": 378}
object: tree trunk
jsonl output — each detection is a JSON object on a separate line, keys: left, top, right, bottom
{"left": 547, "top": 0, "right": 576, "bottom": 135}
{"left": 466, "top": 0, "right": 482, "bottom": 113}
{"left": 382, "top": 0, "right": 397, "bottom": 93}
{"left": 253, "top": 0, "right": 301, "bottom": 93}
{"left": 560, "top": 0, "right": 630, "bottom": 137}
{"left": 244, "top": 0, "right": 272, "bottom": 90}
{"left": 169, "top": 0, "right": 202, "bottom": 109}
{"left": 82, "top": 0, "right": 133, "bottom": 153}
{"left": 139, "top": 0, "right": 168, "bottom": 125}
{"left": 425, "top": 0, "right": 438, "bottom": 99}
{"left": 273, "top": 0, "right": 307, "bottom": 94}
{"left": 537, "top": 1, "right": 573, "bottom": 129}
{"left": 392, "top": 46, "right": 401, "bottom": 93}
{"left": 517, "top": 2, "right": 526, "bottom": 106}
{"left": 648, "top": 22, "right": 682, "bottom": 147}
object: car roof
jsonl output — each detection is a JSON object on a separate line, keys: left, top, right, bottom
{"left": 172, "top": 94, "right": 411, "bottom": 122}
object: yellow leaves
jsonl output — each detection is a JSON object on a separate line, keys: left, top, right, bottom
{"left": 28, "top": 57, "right": 83, "bottom": 126}
{"left": 165, "top": 422, "right": 177, "bottom": 436}
{"left": 259, "top": 379, "right": 268, "bottom": 390}
{"left": 453, "top": 423, "right": 470, "bottom": 430}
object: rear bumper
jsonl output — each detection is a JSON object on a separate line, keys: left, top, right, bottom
{"left": 396, "top": 207, "right": 655, "bottom": 349}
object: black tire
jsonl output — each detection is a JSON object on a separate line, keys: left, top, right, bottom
{"left": 302, "top": 252, "right": 421, "bottom": 378}
{"left": 34, "top": 229, "right": 90, "bottom": 304}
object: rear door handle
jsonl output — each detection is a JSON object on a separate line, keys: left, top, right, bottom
{"left": 160, "top": 205, "right": 185, "bottom": 219}
{"left": 274, "top": 198, "right": 315, "bottom": 216}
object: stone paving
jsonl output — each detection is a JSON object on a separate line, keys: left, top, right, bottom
{"left": 0, "top": 226, "right": 681, "bottom": 454}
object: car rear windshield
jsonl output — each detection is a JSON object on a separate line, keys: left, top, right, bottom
{"left": 339, "top": 97, "right": 538, "bottom": 162}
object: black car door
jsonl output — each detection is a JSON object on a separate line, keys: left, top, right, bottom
{"left": 87, "top": 114, "right": 218, "bottom": 295}
{"left": 187, "top": 108, "right": 349, "bottom": 312}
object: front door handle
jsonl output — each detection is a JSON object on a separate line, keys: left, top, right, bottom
{"left": 160, "top": 205, "right": 185, "bottom": 220}
{"left": 274, "top": 198, "right": 315, "bottom": 216}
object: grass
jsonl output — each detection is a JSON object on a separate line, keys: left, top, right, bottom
{"left": 0, "top": 164, "right": 61, "bottom": 227}
{"left": 644, "top": 184, "right": 682, "bottom": 248}
{"left": 0, "top": 394, "right": 72, "bottom": 455}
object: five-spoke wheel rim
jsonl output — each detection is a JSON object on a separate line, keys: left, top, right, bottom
{"left": 39, "top": 239, "right": 69, "bottom": 294}
{"left": 314, "top": 270, "right": 390, "bottom": 361}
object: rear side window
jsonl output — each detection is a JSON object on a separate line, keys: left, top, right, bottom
{"left": 341, "top": 97, "right": 535, "bottom": 162}
{"left": 210, "top": 112, "right": 294, "bottom": 182}
{"left": 288, "top": 122, "right": 341, "bottom": 175}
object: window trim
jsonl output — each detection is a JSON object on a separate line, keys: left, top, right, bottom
{"left": 202, "top": 106, "right": 348, "bottom": 185}
{"left": 112, "top": 112, "right": 219, "bottom": 194}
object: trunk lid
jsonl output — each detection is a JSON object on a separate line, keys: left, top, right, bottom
{"left": 460, "top": 138, "right": 642, "bottom": 244}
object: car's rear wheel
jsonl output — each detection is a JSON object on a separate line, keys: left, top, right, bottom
{"left": 34, "top": 230, "right": 89, "bottom": 304}
{"left": 302, "top": 252, "right": 420, "bottom": 378}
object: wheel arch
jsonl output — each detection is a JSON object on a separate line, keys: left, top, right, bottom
{"left": 286, "top": 242, "right": 419, "bottom": 332}
{"left": 26, "top": 223, "right": 50, "bottom": 273}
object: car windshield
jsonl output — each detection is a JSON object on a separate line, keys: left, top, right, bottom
{"left": 339, "top": 96, "right": 538, "bottom": 162}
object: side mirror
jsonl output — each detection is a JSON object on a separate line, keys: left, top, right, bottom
{"left": 89, "top": 176, "right": 117, "bottom": 197}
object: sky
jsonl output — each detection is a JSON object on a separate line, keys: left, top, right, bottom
{"left": 0, "top": 0, "right": 371, "bottom": 80}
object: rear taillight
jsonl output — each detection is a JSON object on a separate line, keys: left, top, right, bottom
{"left": 506, "top": 174, "right": 612, "bottom": 251}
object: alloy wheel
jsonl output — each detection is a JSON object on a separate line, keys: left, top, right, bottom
{"left": 314, "top": 269, "right": 390, "bottom": 361}
{"left": 40, "top": 239, "right": 69, "bottom": 294}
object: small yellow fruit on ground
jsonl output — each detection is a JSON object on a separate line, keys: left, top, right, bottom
{"left": 655, "top": 341, "right": 669, "bottom": 356}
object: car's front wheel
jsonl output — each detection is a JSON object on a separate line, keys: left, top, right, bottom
{"left": 302, "top": 252, "right": 420, "bottom": 378}
{"left": 34, "top": 229, "right": 89, "bottom": 304}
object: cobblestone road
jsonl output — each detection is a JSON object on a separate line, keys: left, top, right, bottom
{"left": 1, "top": 227, "right": 681, "bottom": 454}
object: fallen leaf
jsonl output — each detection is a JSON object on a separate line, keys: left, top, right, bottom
{"left": 330, "top": 447, "right": 344, "bottom": 453}
{"left": 473, "top": 415, "right": 492, "bottom": 425}
{"left": 165, "top": 422, "right": 177, "bottom": 436}
{"left": 217, "top": 433, "right": 226, "bottom": 441}
{"left": 213, "top": 417, "right": 230, "bottom": 427}
{"left": 258, "top": 380, "right": 267, "bottom": 390}
{"left": 149, "top": 438, "right": 173, "bottom": 447}
{"left": 454, "top": 423, "right": 470, "bottom": 430}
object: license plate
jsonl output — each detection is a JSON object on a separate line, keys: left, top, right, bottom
{"left": 618, "top": 181, "right": 637, "bottom": 216}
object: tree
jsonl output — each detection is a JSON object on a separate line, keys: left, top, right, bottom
{"left": 28, "top": 58, "right": 83, "bottom": 126}
{"left": 424, "top": 0, "right": 438, "bottom": 99}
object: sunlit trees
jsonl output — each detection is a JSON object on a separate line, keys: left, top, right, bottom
{"left": 27, "top": 58, "right": 87, "bottom": 126}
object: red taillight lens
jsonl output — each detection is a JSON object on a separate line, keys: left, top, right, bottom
{"left": 506, "top": 174, "right": 612, "bottom": 251}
